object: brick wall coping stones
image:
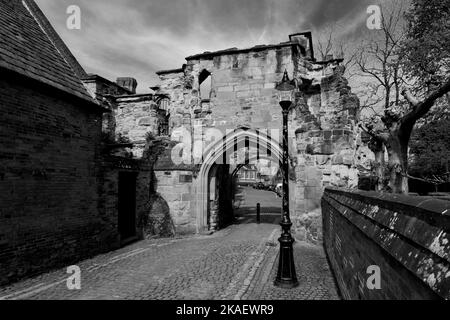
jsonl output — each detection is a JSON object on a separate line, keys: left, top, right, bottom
{"left": 323, "top": 187, "right": 450, "bottom": 299}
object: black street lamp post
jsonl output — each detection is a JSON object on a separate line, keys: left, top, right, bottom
{"left": 274, "top": 70, "right": 299, "bottom": 288}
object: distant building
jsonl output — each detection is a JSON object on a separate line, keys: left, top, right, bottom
{"left": 237, "top": 164, "right": 259, "bottom": 185}
{"left": 255, "top": 160, "right": 278, "bottom": 183}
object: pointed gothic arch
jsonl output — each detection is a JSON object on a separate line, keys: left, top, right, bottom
{"left": 194, "top": 128, "right": 283, "bottom": 231}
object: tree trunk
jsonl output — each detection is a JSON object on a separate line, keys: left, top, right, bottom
{"left": 385, "top": 132, "right": 409, "bottom": 194}
{"left": 368, "top": 138, "right": 386, "bottom": 191}
{"left": 374, "top": 149, "right": 386, "bottom": 191}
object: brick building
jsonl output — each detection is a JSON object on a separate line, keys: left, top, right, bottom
{"left": 237, "top": 165, "right": 259, "bottom": 186}
{"left": 0, "top": 0, "right": 153, "bottom": 285}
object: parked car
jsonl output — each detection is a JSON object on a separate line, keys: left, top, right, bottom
{"left": 275, "top": 183, "right": 282, "bottom": 197}
{"left": 253, "top": 182, "right": 265, "bottom": 189}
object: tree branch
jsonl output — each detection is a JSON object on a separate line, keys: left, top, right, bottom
{"left": 402, "top": 77, "right": 450, "bottom": 126}
{"left": 358, "top": 123, "right": 388, "bottom": 143}
{"left": 401, "top": 89, "right": 420, "bottom": 107}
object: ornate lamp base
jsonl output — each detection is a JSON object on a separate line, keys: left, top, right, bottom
{"left": 274, "top": 222, "right": 299, "bottom": 289}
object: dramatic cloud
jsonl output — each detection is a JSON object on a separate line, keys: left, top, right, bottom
{"left": 36, "top": 0, "right": 375, "bottom": 92}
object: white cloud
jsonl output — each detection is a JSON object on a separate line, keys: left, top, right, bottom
{"left": 35, "top": 0, "right": 376, "bottom": 92}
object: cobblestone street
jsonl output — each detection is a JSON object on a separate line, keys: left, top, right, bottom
{"left": 0, "top": 188, "right": 339, "bottom": 300}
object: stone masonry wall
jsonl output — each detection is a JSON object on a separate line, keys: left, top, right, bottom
{"left": 150, "top": 38, "right": 360, "bottom": 238}
{"left": 293, "top": 64, "right": 360, "bottom": 243}
{"left": 157, "top": 46, "right": 294, "bottom": 141}
{"left": 0, "top": 77, "right": 119, "bottom": 285}
{"left": 109, "top": 35, "right": 360, "bottom": 239}
{"left": 153, "top": 45, "right": 296, "bottom": 235}
{"left": 154, "top": 170, "right": 196, "bottom": 234}
{"left": 322, "top": 187, "right": 450, "bottom": 299}
{"left": 114, "top": 95, "right": 166, "bottom": 158}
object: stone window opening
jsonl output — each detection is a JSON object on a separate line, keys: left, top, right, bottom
{"left": 199, "top": 69, "right": 212, "bottom": 101}
{"left": 158, "top": 116, "right": 169, "bottom": 137}
{"left": 157, "top": 97, "right": 170, "bottom": 136}
{"left": 158, "top": 97, "right": 170, "bottom": 116}
{"left": 232, "top": 58, "right": 239, "bottom": 69}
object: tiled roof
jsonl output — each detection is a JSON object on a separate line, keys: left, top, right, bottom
{"left": 0, "top": 0, "right": 97, "bottom": 104}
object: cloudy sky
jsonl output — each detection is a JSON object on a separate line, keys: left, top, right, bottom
{"left": 36, "top": 0, "right": 377, "bottom": 93}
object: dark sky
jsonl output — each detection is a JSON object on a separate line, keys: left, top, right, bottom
{"left": 36, "top": 0, "right": 377, "bottom": 92}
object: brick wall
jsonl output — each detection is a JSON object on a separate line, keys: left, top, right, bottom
{"left": 322, "top": 187, "right": 450, "bottom": 299}
{"left": 0, "top": 76, "right": 119, "bottom": 285}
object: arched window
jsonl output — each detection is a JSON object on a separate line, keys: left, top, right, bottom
{"left": 199, "top": 69, "right": 212, "bottom": 100}
{"left": 158, "top": 97, "right": 170, "bottom": 115}
{"left": 157, "top": 97, "right": 170, "bottom": 136}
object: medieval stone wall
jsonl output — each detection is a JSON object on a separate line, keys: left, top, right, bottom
{"left": 150, "top": 46, "right": 298, "bottom": 235}
{"left": 110, "top": 35, "right": 362, "bottom": 240}
{"left": 293, "top": 64, "right": 360, "bottom": 242}
{"left": 153, "top": 170, "right": 196, "bottom": 234}
{"left": 83, "top": 76, "right": 131, "bottom": 102}
{"left": 154, "top": 43, "right": 360, "bottom": 239}
{"left": 156, "top": 45, "right": 295, "bottom": 144}
{"left": 114, "top": 95, "right": 163, "bottom": 157}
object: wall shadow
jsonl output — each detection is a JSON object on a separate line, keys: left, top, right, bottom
{"left": 234, "top": 206, "right": 281, "bottom": 225}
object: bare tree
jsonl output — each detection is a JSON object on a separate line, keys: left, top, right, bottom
{"left": 315, "top": 23, "right": 359, "bottom": 79}
{"left": 358, "top": 2, "right": 450, "bottom": 193}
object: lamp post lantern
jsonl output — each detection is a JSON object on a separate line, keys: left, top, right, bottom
{"left": 274, "top": 70, "right": 299, "bottom": 288}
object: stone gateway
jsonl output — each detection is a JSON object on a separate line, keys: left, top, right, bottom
{"left": 110, "top": 32, "right": 361, "bottom": 240}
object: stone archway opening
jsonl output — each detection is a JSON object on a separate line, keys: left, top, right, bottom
{"left": 196, "top": 128, "right": 284, "bottom": 232}
{"left": 206, "top": 163, "right": 234, "bottom": 231}
{"left": 231, "top": 158, "right": 282, "bottom": 226}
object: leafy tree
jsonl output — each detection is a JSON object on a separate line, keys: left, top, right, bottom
{"left": 402, "top": 0, "right": 450, "bottom": 88}
{"left": 402, "top": 0, "right": 450, "bottom": 125}
{"left": 409, "top": 117, "right": 450, "bottom": 188}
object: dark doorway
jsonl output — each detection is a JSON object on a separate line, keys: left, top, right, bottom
{"left": 118, "top": 172, "right": 137, "bottom": 242}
